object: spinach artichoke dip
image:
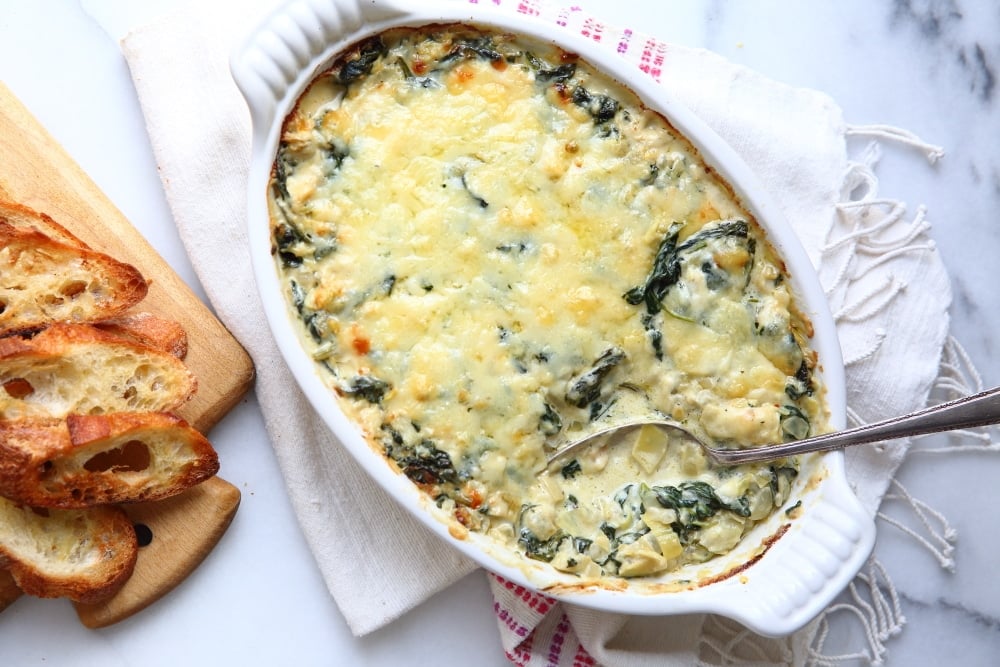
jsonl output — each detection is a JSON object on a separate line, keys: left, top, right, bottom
{"left": 269, "top": 26, "right": 828, "bottom": 580}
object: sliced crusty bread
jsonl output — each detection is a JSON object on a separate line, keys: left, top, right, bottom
{"left": 0, "top": 323, "right": 196, "bottom": 419}
{"left": 0, "top": 219, "right": 148, "bottom": 336}
{"left": 94, "top": 311, "right": 189, "bottom": 360}
{"left": 0, "top": 412, "right": 219, "bottom": 508}
{"left": 0, "top": 496, "right": 137, "bottom": 603}
{"left": 0, "top": 199, "right": 88, "bottom": 250}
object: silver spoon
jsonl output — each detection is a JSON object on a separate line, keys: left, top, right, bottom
{"left": 546, "top": 385, "right": 1000, "bottom": 467}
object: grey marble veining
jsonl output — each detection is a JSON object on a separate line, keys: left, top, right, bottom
{"left": 891, "top": 0, "right": 996, "bottom": 104}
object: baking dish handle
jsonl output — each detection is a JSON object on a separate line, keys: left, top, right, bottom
{"left": 229, "top": 0, "right": 410, "bottom": 140}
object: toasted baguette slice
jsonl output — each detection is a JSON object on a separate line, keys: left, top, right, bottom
{"left": 0, "top": 219, "right": 148, "bottom": 336}
{"left": 0, "top": 323, "right": 196, "bottom": 419}
{"left": 94, "top": 311, "right": 189, "bottom": 359}
{"left": 0, "top": 496, "right": 137, "bottom": 603}
{"left": 0, "top": 199, "right": 89, "bottom": 250}
{"left": 0, "top": 412, "right": 219, "bottom": 508}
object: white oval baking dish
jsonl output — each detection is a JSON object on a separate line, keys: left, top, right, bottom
{"left": 231, "top": 0, "right": 875, "bottom": 636}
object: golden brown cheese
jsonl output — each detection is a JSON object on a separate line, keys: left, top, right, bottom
{"left": 269, "top": 26, "right": 827, "bottom": 579}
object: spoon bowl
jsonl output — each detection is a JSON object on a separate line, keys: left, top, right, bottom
{"left": 547, "top": 385, "right": 1000, "bottom": 468}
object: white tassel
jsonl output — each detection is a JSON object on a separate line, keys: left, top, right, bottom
{"left": 846, "top": 124, "right": 945, "bottom": 164}
{"left": 910, "top": 337, "right": 998, "bottom": 454}
{"left": 879, "top": 479, "right": 957, "bottom": 571}
{"left": 697, "top": 616, "right": 793, "bottom": 666}
{"left": 842, "top": 327, "right": 888, "bottom": 367}
{"left": 806, "top": 558, "right": 905, "bottom": 666}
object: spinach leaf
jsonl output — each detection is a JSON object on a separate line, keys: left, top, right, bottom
{"left": 571, "top": 86, "right": 619, "bottom": 124}
{"left": 624, "top": 220, "right": 750, "bottom": 314}
{"left": 518, "top": 528, "right": 565, "bottom": 562}
{"left": 288, "top": 280, "right": 325, "bottom": 342}
{"left": 342, "top": 375, "right": 390, "bottom": 404}
{"left": 624, "top": 224, "right": 683, "bottom": 314}
{"left": 565, "top": 347, "right": 626, "bottom": 408}
{"left": 337, "top": 37, "right": 387, "bottom": 84}
{"left": 380, "top": 274, "right": 396, "bottom": 297}
{"left": 274, "top": 221, "right": 307, "bottom": 268}
{"left": 651, "top": 480, "right": 750, "bottom": 543}
{"left": 400, "top": 443, "right": 458, "bottom": 486}
{"left": 675, "top": 220, "right": 748, "bottom": 254}
{"left": 560, "top": 459, "right": 582, "bottom": 479}
{"left": 779, "top": 405, "right": 811, "bottom": 441}
{"left": 785, "top": 360, "right": 814, "bottom": 400}
{"left": 539, "top": 402, "right": 563, "bottom": 436}
{"left": 441, "top": 36, "right": 504, "bottom": 66}
{"left": 525, "top": 52, "right": 577, "bottom": 82}
{"left": 768, "top": 465, "right": 799, "bottom": 499}
{"left": 640, "top": 313, "right": 664, "bottom": 360}
{"left": 516, "top": 505, "right": 566, "bottom": 562}
{"left": 496, "top": 240, "right": 531, "bottom": 255}
{"left": 320, "top": 141, "right": 350, "bottom": 177}
{"left": 460, "top": 172, "right": 489, "bottom": 208}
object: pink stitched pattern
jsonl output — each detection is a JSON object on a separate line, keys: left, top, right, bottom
{"left": 545, "top": 613, "right": 572, "bottom": 665}
{"left": 573, "top": 643, "right": 597, "bottom": 667}
{"left": 555, "top": 5, "right": 582, "bottom": 27}
{"left": 496, "top": 575, "right": 555, "bottom": 615}
{"left": 495, "top": 599, "right": 532, "bottom": 638}
{"left": 617, "top": 28, "right": 633, "bottom": 54}
{"left": 637, "top": 36, "right": 668, "bottom": 81}
{"left": 507, "top": 629, "right": 535, "bottom": 666}
{"left": 579, "top": 16, "right": 605, "bottom": 42}
{"left": 517, "top": 0, "right": 541, "bottom": 16}
{"left": 649, "top": 39, "right": 667, "bottom": 80}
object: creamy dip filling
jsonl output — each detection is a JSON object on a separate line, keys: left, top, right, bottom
{"left": 269, "top": 26, "right": 827, "bottom": 579}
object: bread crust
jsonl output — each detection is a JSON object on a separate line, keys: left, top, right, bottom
{"left": 0, "top": 199, "right": 88, "bottom": 249}
{"left": 0, "top": 497, "right": 138, "bottom": 603}
{"left": 0, "top": 219, "right": 148, "bottom": 336}
{"left": 94, "top": 311, "right": 189, "bottom": 359}
{"left": 0, "top": 412, "right": 219, "bottom": 508}
{"left": 0, "top": 568, "right": 21, "bottom": 612}
{"left": 0, "top": 322, "right": 197, "bottom": 419}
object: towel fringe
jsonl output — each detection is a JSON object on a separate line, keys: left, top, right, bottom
{"left": 910, "top": 336, "right": 998, "bottom": 454}
{"left": 697, "top": 616, "right": 794, "bottom": 666}
{"left": 823, "top": 198, "right": 935, "bottom": 317}
{"left": 805, "top": 558, "right": 906, "bottom": 666}
{"left": 878, "top": 478, "right": 957, "bottom": 571}
{"left": 841, "top": 327, "right": 887, "bottom": 367}
{"left": 820, "top": 147, "right": 940, "bottom": 376}
{"left": 845, "top": 124, "right": 945, "bottom": 164}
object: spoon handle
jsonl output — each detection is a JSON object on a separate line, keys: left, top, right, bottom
{"left": 710, "top": 385, "right": 1000, "bottom": 464}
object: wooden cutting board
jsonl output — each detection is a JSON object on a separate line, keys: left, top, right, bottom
{"left": 0, "top": 82, "right": 254, "bottom": 625}
{"left": 0, "top": 83, "right": 254, "bottom": 432}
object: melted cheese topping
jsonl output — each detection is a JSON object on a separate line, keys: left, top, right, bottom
{"left": 269, "top": 26, "right": 827, "bottom": 579}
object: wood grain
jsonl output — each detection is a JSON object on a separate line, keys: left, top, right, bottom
{"left": 0, "top": 82, "right": 254, "bottom": 432}
{"left": 74, "top": 477, "right": 242, "bottom": 628}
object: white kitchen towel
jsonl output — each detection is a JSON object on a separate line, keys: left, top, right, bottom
{"left": 120, "top": 0, "right": 956, "bottom": 662}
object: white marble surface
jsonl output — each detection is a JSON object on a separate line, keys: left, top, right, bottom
{"left": 1, "top": 1, "right": 998, "bottom": 665}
